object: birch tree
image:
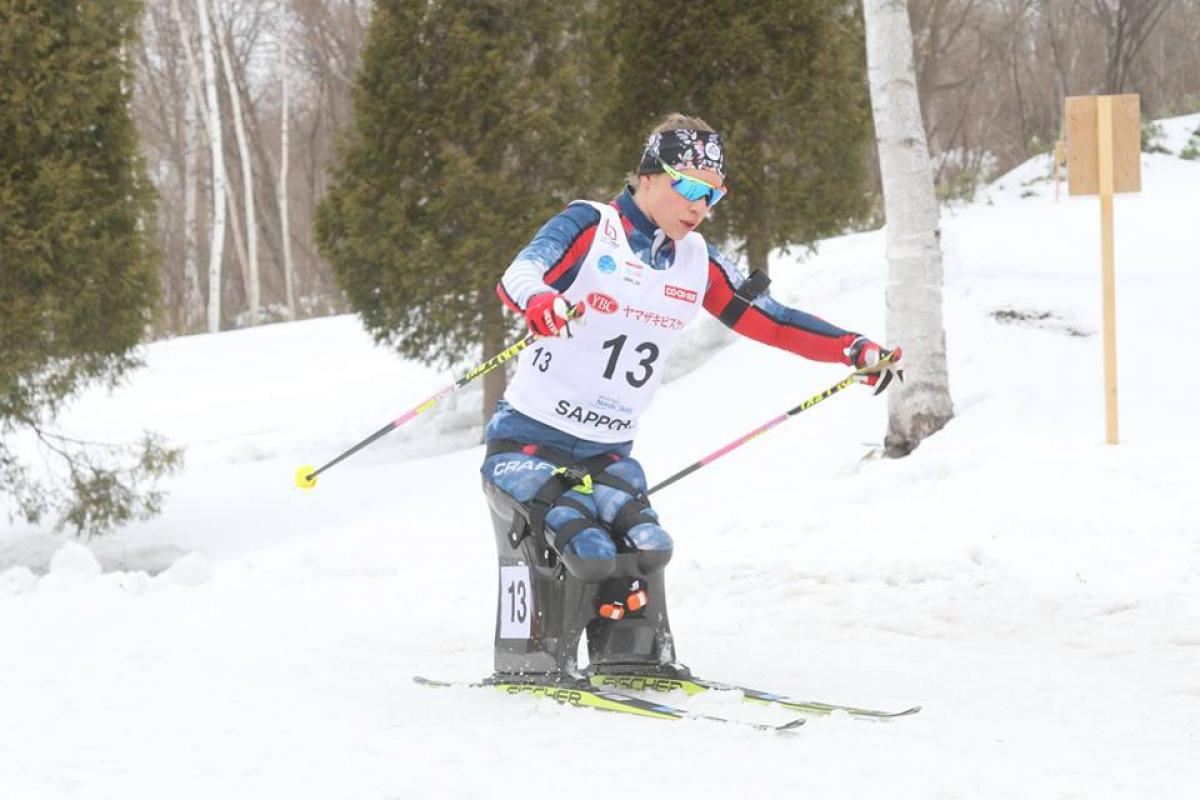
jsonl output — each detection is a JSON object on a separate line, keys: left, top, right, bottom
{"left": 183, "top": 78, "right": 202, "bottom": 331}
{"left": 212, "top": 0, "right": 260, "bottom": 325}
{"left": 279, "top": 6, "right": 297, "bottom": 320}
{"left": 863, "top": 0, "right": 954, "bottom": 456}
{"left": 196, "top": 0, "right": 227, "bottom": 332}
{"left": 170, "top": 0, "right": 252, "bottom": 329}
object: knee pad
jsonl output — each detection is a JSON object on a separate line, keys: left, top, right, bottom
{"left": 560, "top": 531, "right": 617, "bottom": 582}
{"left": 608, "top": 494, "right": 672, "bottom": 574}
{"left": 626, "top": 522, "right": 672, "bottom": 551}
{"left": 627, "top": 522, "right": 673, "bottom": 574}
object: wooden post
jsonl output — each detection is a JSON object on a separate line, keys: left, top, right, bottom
{"left": 1053, "top": 140, "right": 1065, "bottom": 202}
{"left": 1096, "top": 97, "right": 1118, "bottom": 444}
{"left": 1065, "top": 94, "right": 1140, "bottom": 445}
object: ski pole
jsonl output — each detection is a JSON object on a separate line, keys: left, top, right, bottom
{"left": 647, "top": 350, "right": 899, "bottom": 496}
{"left": 294, "top": 309, "right": 579, "bottom": 490}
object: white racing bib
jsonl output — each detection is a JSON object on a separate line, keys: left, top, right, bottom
{"left": 505, "top": 201, "right": 709, "bottom": 442}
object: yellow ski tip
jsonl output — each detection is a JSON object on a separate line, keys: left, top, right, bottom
{"left": 294, "top": 465, "right": 318, "bottom": 490}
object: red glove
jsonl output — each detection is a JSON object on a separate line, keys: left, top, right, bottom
{"left": 844, "top": 337, "right": 904, "bottom": 395}
{"left": 525, "top": 292, "right": 581, "bottom": 337}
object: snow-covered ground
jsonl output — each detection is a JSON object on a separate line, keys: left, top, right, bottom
{"left": 2, "top": 114, "right": 1199, "bottom": 799}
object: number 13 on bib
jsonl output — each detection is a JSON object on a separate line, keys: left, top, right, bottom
{"left": 504, "top": 202, "right": 708, "bottom": 443}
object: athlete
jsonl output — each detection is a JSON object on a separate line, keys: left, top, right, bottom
{"left": 482, "top": 113, "right": 901, "bottom": 602}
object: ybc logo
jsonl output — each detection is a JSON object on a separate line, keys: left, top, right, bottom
{"left": 587, "top": 292, "right": 619, "bottom": 314}
{"left": 664, "top": 284, "right": 698, "bottom": 304}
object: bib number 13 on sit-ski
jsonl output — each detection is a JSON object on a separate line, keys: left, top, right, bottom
{"left": 499, "top": 565, "right": 532, "bottom": 639}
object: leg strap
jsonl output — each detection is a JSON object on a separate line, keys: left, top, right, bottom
{"left": 582, "top": 463, "right": 656, "bottom": 539}
{"left": 589, "top": 470, "right": 644, "bottom": 499}
{"left": 550, "top": 517, "right": 599, "bottom": 552}
{"left": 486, "top": 439, "right": 621, "bottom": 545}
{"left": 545, "top": 495, "right": 602, "bottom": 553}
{"left": 610, "top": 495, "right": 657, "bottom": 539}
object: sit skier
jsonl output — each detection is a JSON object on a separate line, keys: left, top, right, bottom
{"left": 480, "top": 113, "right": 902, "bottom": 684}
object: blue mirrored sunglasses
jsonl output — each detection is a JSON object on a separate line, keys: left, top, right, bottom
{"left": 660, "top": 160, "right": 727, "bottom": 207}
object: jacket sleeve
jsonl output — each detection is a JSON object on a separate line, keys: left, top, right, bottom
{"left": 496, "top": 203, "right": 602, "bottom": 313}
{"left": 702, "top": 244, "right": 860, "bottom": 364}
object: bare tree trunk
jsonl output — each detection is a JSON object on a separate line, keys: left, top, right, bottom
{"left": 1091, "top": 0, "right": 1172, "bottom": 94}
{"left": 183, "top": 79, "right": 202, "bottom": 332}
{"left": 195, "top": 0, "right": 227, "bottom": 332}
{"left": 1042, "top": 0, "right": 1073, "bottom": 135}
{"left": 744, "top": 234, "right": 770, "bottom": 277}
{"left": 863, "top": 0, "right": 954, "bottom": 457}
{"left": 170, "top": 0, "right": 250, "bottom": 330}
{"left": 481, "top": 291, "right": 507, "bottom": 437}
{"left": 280, "top": 12, "right": 298, "bottom": 320}
{"left": 213, "top": 0, "right": 259, "bottom": 325}
{"left": 170, "top": 0, "right": 211, "bottom": 332}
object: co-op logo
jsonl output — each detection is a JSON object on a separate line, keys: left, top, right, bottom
{"left": 598, "top": 255, "right": 617, "bottom": 274}
{"left": 587, "top": 292, "right": 619, "bottom": 314}
{"left": 664, "top": 284, "right": 698, "bottom": 303}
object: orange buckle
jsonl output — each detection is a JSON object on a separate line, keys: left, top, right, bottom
{"left": 598, "top": 602, "right": 626, "bottom": 621}
{"left": 626, "top": 589, "right": 648, "bottom": 612}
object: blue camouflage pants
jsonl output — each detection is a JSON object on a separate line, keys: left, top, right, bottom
{"left": 481, "top": 401, "right": 672, "bottom": 577}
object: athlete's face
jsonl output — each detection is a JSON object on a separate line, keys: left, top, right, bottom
{"left": 636, "top": 167, "right": 724, "bottom": 241}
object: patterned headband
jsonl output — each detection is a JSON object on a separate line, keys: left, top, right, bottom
{"left": 638, "top": 129, "right": 726, "bottom": 178}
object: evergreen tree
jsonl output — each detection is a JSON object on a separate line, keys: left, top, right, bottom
{"left": 601, "top": 0, "right": 873, "bottom": 275}
{"left": 0, "top": 0, "right": 179, "bottom": 535}
{"left": 316, "top": 0, "right": 596, "bottom": 419}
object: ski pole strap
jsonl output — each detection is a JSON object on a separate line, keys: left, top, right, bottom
{"left": 717, "top": 269, "right": 771, "bottom": 328}
{"left": 859, "top": 347, "right": 898, "bottom": 375}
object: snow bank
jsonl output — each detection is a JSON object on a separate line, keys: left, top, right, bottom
{"left": 158, "top": 551, "right": 213, "bottom": 586}
{"left": 2, "top": 115, "right": 1199, "bottom": 799}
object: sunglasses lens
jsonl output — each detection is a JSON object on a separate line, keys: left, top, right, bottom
{"left": 673, "top": 178, "right": 708, "bottom": 202}
{"left": 671, "top": 175, "right": 725, "bottom": 206}
{"left": 660, "top": 161, "right": 725, "bottom": 207}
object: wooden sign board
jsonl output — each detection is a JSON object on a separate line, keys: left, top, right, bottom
{"left": 1064, "top": 94, "right": 1142, "bottom": 444}
{"left": 1066, "top": 94, "right": 1141, "bottom": 195}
